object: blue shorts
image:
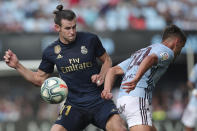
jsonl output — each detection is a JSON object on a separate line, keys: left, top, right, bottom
{"left": 55, "top": 99, "right": 118, "bottom": 131}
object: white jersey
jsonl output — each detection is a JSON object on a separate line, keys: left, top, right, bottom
{"left": 188, "top": 64, "right": 197, "bottom": 108}
{"left": 118, "top": 43, "right": 174, "bottom": 101}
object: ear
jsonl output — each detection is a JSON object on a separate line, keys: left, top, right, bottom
{"left": 54, "top": 24, "right": 60, "bottom": 32}
{"left": 174, "top": 37, "right": 180, "bottom": 46}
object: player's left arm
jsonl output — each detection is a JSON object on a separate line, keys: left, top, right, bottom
{"left": 101, "top": 65, "right": 124, "bottom": 99}
{"left": 122, "top": 54, "right": 158, "bottom": 93}
{"left": 91, "top": 52, "right": 112, "bottom": 86}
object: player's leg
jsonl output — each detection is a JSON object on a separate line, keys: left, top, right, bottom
{"left": 53, "top": 101, "right": 90, "bottom": 131}
{"left": 151, "top": 124, "right": 157, "bottom": 131}
{"left": 51, "top": 124, "right": 67, "bottom": 131}
{"left": 130, "top": 125, "right": 152, "bottom": 131}
{"left": 117, "top": 96, "right": 152, "bottom": 131}
{"left": 105, "top": 114, "right": 127, "bottom": 131}
{"left": 129, "top": 124, "right": 156, "bottom": 131}
{"left": 92, "top": 99, "right": 127, "bottom": 131}
{"left": 184, "top": 126, "right": 195, "bottom": 131}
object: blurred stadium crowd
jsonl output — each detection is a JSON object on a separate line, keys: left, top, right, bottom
{"left": 1, "top": 0, "right": 197, "bottom": 32}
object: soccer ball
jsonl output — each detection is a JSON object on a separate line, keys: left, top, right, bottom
{"left": 41, "top": 77, "right": 68, "bottom": 104}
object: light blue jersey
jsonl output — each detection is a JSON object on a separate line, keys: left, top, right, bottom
{"left": 188, "top": 64, "right": 197, "bottom": 108}
{"left": 118, "top": 43, "right": 174, "bottom": 101}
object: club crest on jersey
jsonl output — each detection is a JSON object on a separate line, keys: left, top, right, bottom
{"left": 81, "top": 46, "right": 88, "bottom": 54}
{"left": 54, "top": 45, "right": 61, "bottom": 54}
{"left": 160, "top": 52, "right": 169, "bottom": 61}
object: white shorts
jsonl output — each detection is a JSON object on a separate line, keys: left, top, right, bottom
{"left": 182, "top": 106, "right": 197, "bottom": 128}
{"left": 117, "top": 96, "right": 152, "bottom": 128}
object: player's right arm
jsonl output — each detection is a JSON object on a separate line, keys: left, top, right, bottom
{"left": 4, "top": 49, "right": 50, "bottom": 87}
{"left": 122, "top": 54, "right": 158, "bottom": 93}
{"left": 101, "top": 66, "right": 124, "bottom": 99}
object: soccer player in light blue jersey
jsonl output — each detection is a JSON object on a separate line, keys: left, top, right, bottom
{"left": 101, "top": 24, "right": 186, "bottom": 131}
{"left": 182, "top": 64, "right": 197, "bottom": 131}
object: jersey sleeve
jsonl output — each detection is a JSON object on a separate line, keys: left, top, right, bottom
{"left": 149, "top": 46, "right": 173, "bottom": 66}
{"left": 38, "top": 49, "right": 54, "bottom": 73}
{"left": 93, "top": 35, "right": 106, "bottom": 57}
{"left": 118, "top": 58, "right": 131, "bottom": 73}
{"left": 189, "top": 65, "right": 197, "bottom": 83}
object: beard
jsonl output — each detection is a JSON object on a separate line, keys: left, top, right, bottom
{"left": 63, "top": 35, "right": 76, "bottom": 43}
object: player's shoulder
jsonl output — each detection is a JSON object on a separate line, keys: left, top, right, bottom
{"left": 151, "top": 43, "right": 172, "bottom": 52}
{"left": 150, "top": 43, "right": 174, "bottom": 57}
{"left": 42, "top": 39, "right": 59, "bottom": 54}
{"left": 77, "top": 31, "right": 98, "bottom": 40}
{"left": 150, "top": 43, "right": 163, "bottom": 49}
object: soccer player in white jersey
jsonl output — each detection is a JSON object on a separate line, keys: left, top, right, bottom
{"left": 182, "top": 64, "right": 197, "bottom": 131}
{"left": 101, "top": 24, "right": 187, "bottom": 131}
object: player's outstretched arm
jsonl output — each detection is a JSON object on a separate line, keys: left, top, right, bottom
{"left": 4, "top": 49, "right": 50, "bottom": 87}
{"left": 91, "top": 52, "right": 112, "bottom": 86}
{"left": 101, "top": 66, "right": 124, "bottom": 99}
{"left": 4, "top": 49, "right": 19, "bottom": 69}
{"left": 122, "top": 54, "right": 158, "bottom": 93}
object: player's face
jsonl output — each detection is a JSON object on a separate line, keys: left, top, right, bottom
{"left": 175, "top": 41, "right": 185, "bottom": 56}
{"left": 58, "top": 18, "right": 77, "bottom": 44}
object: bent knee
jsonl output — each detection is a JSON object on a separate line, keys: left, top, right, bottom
{"left": 106, "top": 114, "right": 127, "bottom": 131}
{"left": 51, "top": 124, "right": 67, "bottom": 131}
{"left": 130, "top": 125, "right": 152, "bottom": 131}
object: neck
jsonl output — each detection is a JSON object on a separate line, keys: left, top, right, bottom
{"left": 162, "top": 39, "right": 175, "bottom": 50}
{"left": 59, "top": 35, "right": 69, "bottom": 45}
{"left": 162, "top": 38, "right": 180, "bottom": 58}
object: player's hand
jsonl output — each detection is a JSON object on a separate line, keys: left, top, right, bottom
{"left": 3, "top": 49, "right": 19, "bottom": 69}
{"left": 101, "top": 89, "right": 113, "bottom": 100}
{"left": 121, "top": 78, "right": 139, "bottom": 93}
{"left": 91, "top": 74, "right": 104, "bottom": 86}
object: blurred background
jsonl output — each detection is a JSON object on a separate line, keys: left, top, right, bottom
{"left": 0, "top": 0, "right": 197, "bottom": 131}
